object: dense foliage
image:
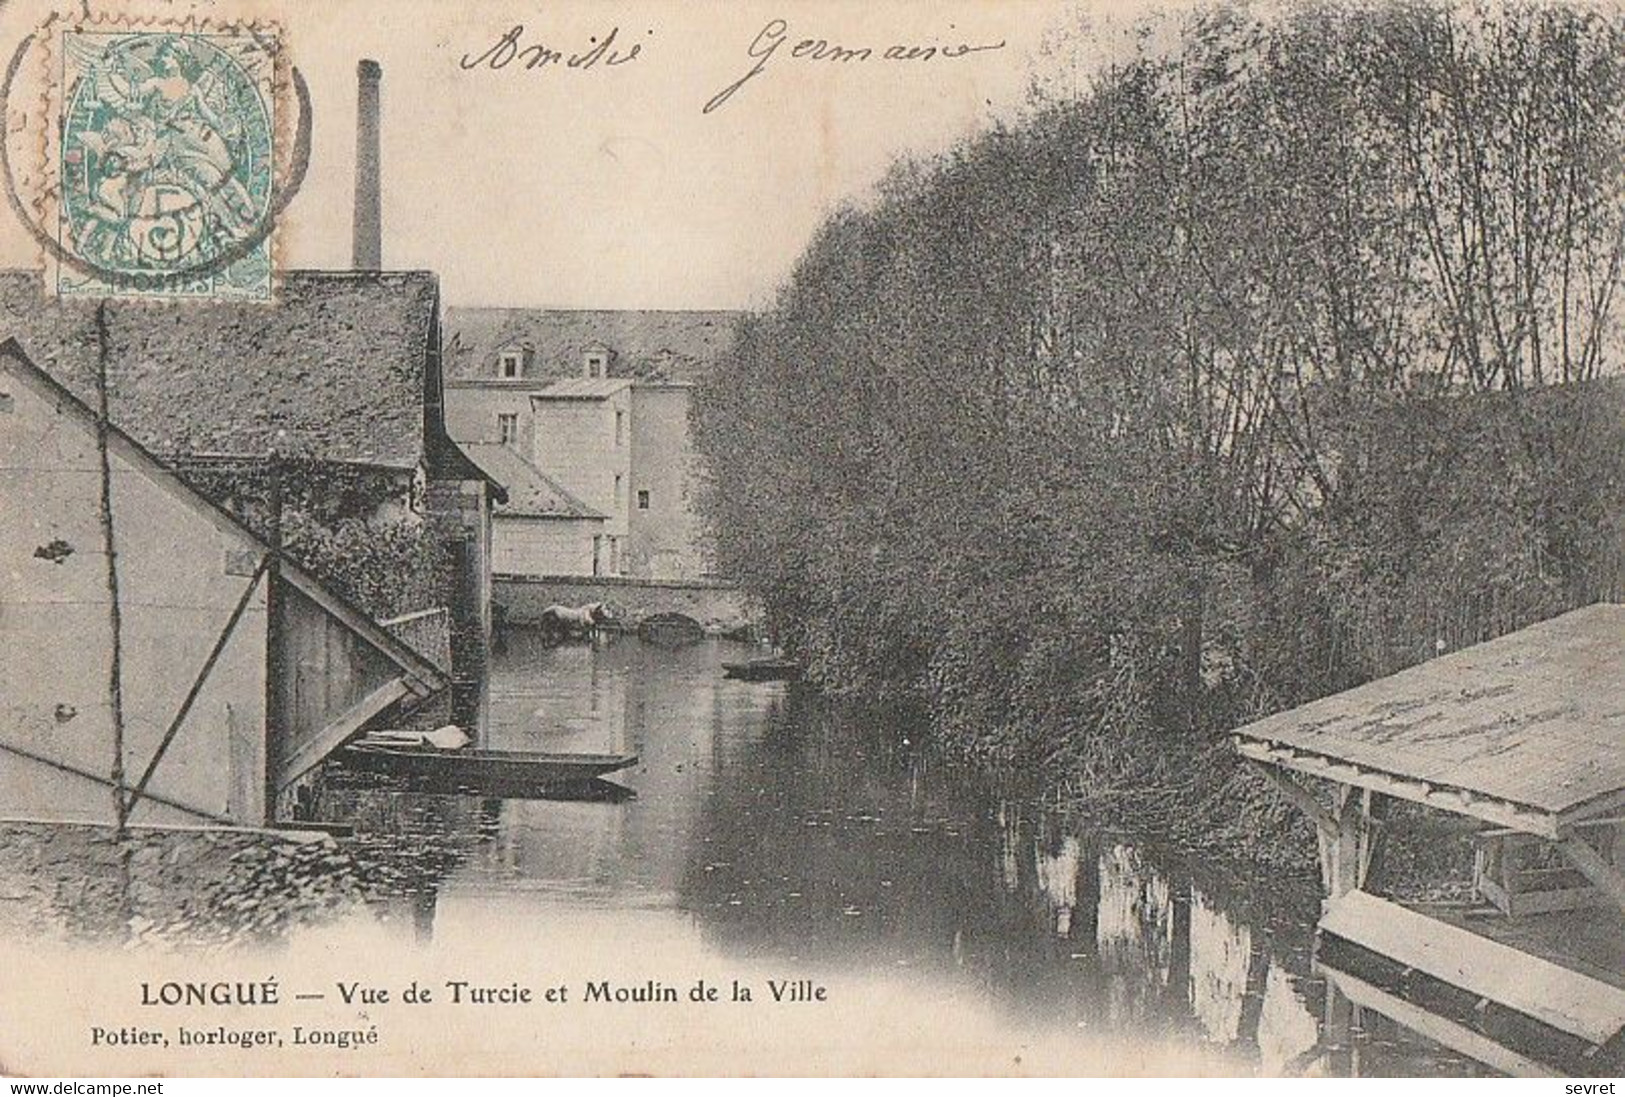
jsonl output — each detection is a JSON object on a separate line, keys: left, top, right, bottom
{"left": 692, "top": 3, "right": 1625, "bottom": 848}
{"left": 178, "top": 457, "right": 453, "bottom": 620}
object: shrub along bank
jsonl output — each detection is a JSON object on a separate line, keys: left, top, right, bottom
{"left": 693, "top": 4, "right": 1625, "bottom": 878}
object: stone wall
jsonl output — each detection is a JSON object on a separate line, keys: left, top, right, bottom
{"left": 0, "top": 821, "right": 358, "bottom": 946}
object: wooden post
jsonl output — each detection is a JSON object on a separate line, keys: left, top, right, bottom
{"left": 91, "top": 300, "right": 128, "bottom": 838}
{"left": 1358, "top": 790, "right": 1389, "bottom": 887}
{"left": 1242, "top": 758, "right": 1342, "bottom": 900}
{"left": 1324, "top": 980, "right": 1355, "bottom": 1075}
{"left": 1330, "top": 786, "right": 1365, "bottom": 899}
{"left": 262, "top": 448, "right": 285, "bottom": 826}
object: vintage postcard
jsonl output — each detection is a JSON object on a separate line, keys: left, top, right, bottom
{"left": 0, "top": 0, "right": 1623, "bottom": 1079}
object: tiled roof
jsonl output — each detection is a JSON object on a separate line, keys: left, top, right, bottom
{"left": 531, "top": 377, "right": 634, "bottom": 400}
{"left": 460, "top": 442, "right": 605, "bottom": 520}
{"left": 445, "top": 307, "right": 740, "bottom": 385}
{"left": 0, "top": 269, "right": 439, "bottom": 469}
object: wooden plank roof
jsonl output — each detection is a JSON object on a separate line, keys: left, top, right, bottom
{"left": 1231, "top": 604, "right": 1625, "bottom": 836}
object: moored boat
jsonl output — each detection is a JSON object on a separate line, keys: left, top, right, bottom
{"left": 338, "top": 743, "right": 638, "bottom": 787}
{"left": 720, "top": 657, "right": 801, "bottom": 682}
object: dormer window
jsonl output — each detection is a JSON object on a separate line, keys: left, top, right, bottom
{"left": 498, "top": 350, "right": 523, "bottom": 379}
{"left": 584, "top": 351, "right": 608, "bottom": 379}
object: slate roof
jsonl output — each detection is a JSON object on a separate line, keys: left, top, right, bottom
{"left": 460, "top": 443, "right": 605, "bottom": 521}
{"left": 445, "top": 307, "right": 741, "bottom": 385}
{"left": 1231, "top": 603, "right": 1625, "bottom": 830}
{"left": 0, "top": 269, "right": 441, "bottom": 469}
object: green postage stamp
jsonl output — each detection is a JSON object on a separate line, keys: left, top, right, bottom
{"left": 53, "top": 25, "right": 280, "bottom": 301}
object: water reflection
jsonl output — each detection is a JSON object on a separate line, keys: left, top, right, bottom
{"left": 305, "top": 632, "right": 1481, "bottom": 1075}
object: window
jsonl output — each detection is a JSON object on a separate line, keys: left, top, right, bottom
{"left": 637, "top": 489, "right": 650, "bottom": 510}
{"left": 498, "top": 350, "right": 523, "bottom": 379}
{"left": 497, "top": 413, "right": 519, "bottom": 445}
{"left": 615, "top": 409, "right": 625, "bottom": 447}
{"left": 614, "top": 473, "right": 624, "bottom": 509}
{"left": 585, "top": 352, "right": 608, "bottom": 378}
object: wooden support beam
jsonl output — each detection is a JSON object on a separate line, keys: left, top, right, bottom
{"left": 274, "top": 677, "right": 410, "bottom": 796}
{"left": 1234, "top": 736, "right": 1559, "bottom": 839}
{"left": 0, "top": 739, "right": 228, "bottom": 824}
{"left": 1243, "top": 757, "right": 1338, "bottom": 894}
{"left": 1559, "top": 832, "right": 1625, "bottom": 917}
{"left": 1243, "top": 758, "right": 1375, "bottom": 899}
{"left": 1359, "top": 790, "right": 1390, "bottom": 888}
{"left": 125, "top": 555, "right": 269, "bottom": 818}
{"left": 1243, "top": 757, "right": 1336, "bottom": 837}
{"left": 1323, "top": 978, "right": 1355, "bottom": 1076}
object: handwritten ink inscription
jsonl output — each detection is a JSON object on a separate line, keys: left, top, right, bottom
{"left": 460, "top": 24, "right": 649, "bottom": 72}
{"left": 455, "top": 18, "right": 1007, "bottom": 114}
{"left": 704, "top": 19, "right": 1007, "bottom": 114}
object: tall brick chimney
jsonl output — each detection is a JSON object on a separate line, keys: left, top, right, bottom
{"left": 352, "top": 59, "right": 382, "bottom": 270}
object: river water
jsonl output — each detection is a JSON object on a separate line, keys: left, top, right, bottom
{"left": 302, "top": 631, "right": 1483, "bottom": 1076}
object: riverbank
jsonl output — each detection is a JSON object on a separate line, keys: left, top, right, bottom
{"left": 865, "top": 694, "right": 1480, "bottom": 907}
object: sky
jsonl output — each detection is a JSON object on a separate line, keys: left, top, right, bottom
{"left": 0, "top": 0, "right": 1114, "bottom": 311}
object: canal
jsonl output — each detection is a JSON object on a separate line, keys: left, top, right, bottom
{"left": 304, "top": 631, "right": 1482, "bottom": 1075}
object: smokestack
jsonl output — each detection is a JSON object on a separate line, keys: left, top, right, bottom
{"left": 353, "top": 59, "right": 382, "bottom": 270}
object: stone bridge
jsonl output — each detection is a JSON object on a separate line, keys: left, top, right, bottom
{"left": 494, "top": 574, "right": 759, "bottom": 635}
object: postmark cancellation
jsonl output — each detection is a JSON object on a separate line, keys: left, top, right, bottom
{"left": 31, "top": 15, "right": 286, "bottom": 301}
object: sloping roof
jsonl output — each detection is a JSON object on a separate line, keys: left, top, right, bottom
{"left": 445, "top": 307, "right": 740, "bottom": 385}
{"left": 0, "top": 339, "right": 448, "bottom": 696}
{"left": 459, "top": 443, "right": 605, "bottom": 520}
{"left": 1232, "top": 604, "right": 1625, "bottom": 837}
{"left": 0, "top": 269, "right": 439, "bottom": 469}
{"left": 531, "top": 377, "right": 634, "bottom": 400}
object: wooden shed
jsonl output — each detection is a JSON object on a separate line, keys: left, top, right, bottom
{"left": 0, "top": 341, "right": 447, "bottom": 829}
{"left": 1231, "top": 604, "right": 1625, "bottom": 1075}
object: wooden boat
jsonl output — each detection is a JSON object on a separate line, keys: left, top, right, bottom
{"left": 721, "top": 657, "right": 801, "bottom": 682}
{"left": 338, "top": 743, "right": 638, "bottom": 787}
